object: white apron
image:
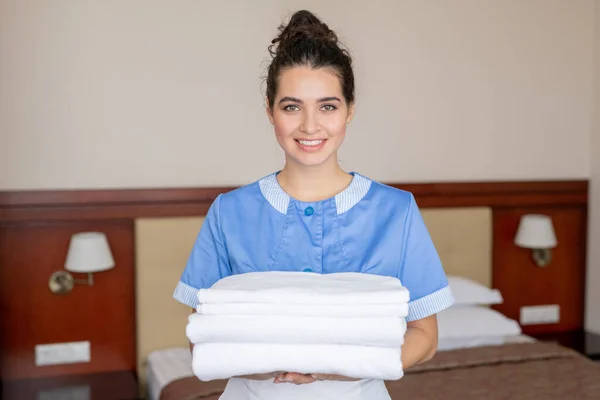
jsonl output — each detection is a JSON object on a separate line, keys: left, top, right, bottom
{"left": 218, "top": 378, "right": 392, "bottom": 400}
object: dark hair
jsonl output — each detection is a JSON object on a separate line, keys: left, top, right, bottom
{"left": 266, "top": 10, "right": 355, "bottom": 109}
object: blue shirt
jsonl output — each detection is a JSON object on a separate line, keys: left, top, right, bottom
{"left": 173, "top": 172, "right": 454, "bottom": 322}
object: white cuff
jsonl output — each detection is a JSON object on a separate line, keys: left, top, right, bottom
{"left": 407, "top": 285, "right": 454, "bottom": 322}
{"left": 173, "top": 281, "right": 200, "bottom": 308}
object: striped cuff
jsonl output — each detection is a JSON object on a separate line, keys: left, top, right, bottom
{"left": 406, "top": 285, "right": 455, "bottom": 322}
{"left": 173, "top": 281, "right": 200, "bottom": 308}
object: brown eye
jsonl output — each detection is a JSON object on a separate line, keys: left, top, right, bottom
{"left": 283, "top": 105, "right": 300, "bottom": 112}
{"left": 321, "top": 104, "right": 337, "bottom": 111}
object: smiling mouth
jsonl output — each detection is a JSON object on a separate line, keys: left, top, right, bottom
{"left": 294, "top": 138, "right": 327, "bottom": 153}
{"left": 295, "top": 139, "right": 325, "bottom": 146}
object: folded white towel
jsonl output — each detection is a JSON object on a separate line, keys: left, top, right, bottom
{"left": 186, "top": 313, "right": 406, "bottom": 347}
{"left": 197, "top": 271, "right": 409, "bottom": 305}
{"left": 192, "top": 342, "right": 403, "bottom": 381}
{"left": 197, "top": 302, "right": 409, "bottom": 318}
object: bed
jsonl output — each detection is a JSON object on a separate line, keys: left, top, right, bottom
{"left": 134, "top": 206, "right": 600, "bottom": 399}
{"left": 148, "top": 341, "right": 600, "bottom": 400}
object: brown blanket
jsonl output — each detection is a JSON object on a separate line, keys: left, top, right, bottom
{"left": 159, "top": 341, "right": 600, "bottom": 400}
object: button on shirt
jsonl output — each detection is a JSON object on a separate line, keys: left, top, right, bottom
{"left": 173, "top": 171, "right": 455, "bottom": 400}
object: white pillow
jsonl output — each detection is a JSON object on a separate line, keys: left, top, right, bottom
{"left": 447, "top": 275, "right": 503, "bottom": 305}
{"left": 437, "top": 306, "right": 522, "bottom": 341}
{"left": 437, "top": 335, "right": 505, "bottom": 351}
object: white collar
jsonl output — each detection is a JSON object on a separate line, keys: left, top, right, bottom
{"left": 258, "top": 172, "right": 372, "bottom": 215}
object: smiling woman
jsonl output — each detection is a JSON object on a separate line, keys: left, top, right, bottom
{"left": 268, "top": 66, "right": 352, "bottom": 169}
{"left": 175, "top": 9, "right": 454, "bottom": 400}
{"left": 265, "top": 11, "right": 355, "bottom": 185}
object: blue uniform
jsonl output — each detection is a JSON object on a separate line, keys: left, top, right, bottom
{"left": 173, "top": 171, "right": 455, "bottom": 399}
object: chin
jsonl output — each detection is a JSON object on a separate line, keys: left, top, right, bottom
{"left": 289, "top": 153, "right": 336, "bottom": 168}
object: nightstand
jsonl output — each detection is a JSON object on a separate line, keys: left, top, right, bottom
{"left": 1, "top": 370, "right": 140, "bottom": 400}
{"left": 531, "top": 329, "right": 600, "bottom": 360}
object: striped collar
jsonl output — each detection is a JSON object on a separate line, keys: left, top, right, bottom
{"left": 258, "top": 172, "right": 372, "bottom": 215}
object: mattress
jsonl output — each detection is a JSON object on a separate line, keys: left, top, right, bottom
{"left": 145, "top": 335, "right": 535, "bottom": 400}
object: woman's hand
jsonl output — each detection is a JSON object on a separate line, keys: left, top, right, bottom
{"left": 274, "top": 372, "right": 360, "bottom": 384}
{"left": 237, "top": 372, "right": 285, "bottom": 380}
{"left": 310, "top": 374, "right": 360, "bottom": 382}
{"left": 274, "top": 372, "right": 317, "bottom": 384}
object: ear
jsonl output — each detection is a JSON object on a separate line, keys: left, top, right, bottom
{"left": 346, "top": 103, "right": 355, "bottom": 125}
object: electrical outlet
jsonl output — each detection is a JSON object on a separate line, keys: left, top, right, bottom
{"left": 520, "top": 305, "right": 560, "bottom": 325}
{"left": 35, "top": 341, "right": 90, "bottom": 366}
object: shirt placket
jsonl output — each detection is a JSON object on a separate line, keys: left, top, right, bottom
{"left": 299, "top": 202, "right": 323, "bottom": 273}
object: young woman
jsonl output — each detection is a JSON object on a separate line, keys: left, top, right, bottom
{"left": 174, "top": 10, "right": 454, "bottom": 400}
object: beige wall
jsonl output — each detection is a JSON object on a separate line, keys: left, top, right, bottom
{"left": 586, "top": 1, "right": 600, "bottom": 335}
{"left": 0, "top": 0, "right": 594, "bottom": 190}
{"left": 1, "top": 0, "right": 598, "bottom": 333}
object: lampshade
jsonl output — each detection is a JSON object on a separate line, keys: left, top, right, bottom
{"left": 514, "top": 214, "right": 557, "bottom": 249}
{"left": 65, "top": 232, "right": 115, "bottom": 273}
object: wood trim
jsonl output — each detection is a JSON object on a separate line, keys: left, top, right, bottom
{"left": 0, "top": 180, "right": 588, "bottom": 221}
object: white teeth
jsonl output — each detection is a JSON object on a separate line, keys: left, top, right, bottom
{"left": 298, "top": 140, "right": 324, "bottom": 146}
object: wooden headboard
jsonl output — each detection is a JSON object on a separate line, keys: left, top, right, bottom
{"left": 0, "top": 179, "right": 588, "bottom": 383}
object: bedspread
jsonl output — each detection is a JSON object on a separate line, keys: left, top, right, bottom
{"left": 158, "top": 341, "right": 600, "bottom": 400}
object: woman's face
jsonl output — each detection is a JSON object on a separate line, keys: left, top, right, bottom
{"left": 267, "top": 66, "right": 354, "bottom": 168}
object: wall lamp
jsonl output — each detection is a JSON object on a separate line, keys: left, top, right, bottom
{"left": 514, "top": 214, "right": 557, "bottom": 267}
{"left": 48, "top": 232, "right": 114, "bottom": 294}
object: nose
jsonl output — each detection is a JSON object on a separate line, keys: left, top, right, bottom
{"left": 299, "top": 110, "right": 320, "bottom": 135}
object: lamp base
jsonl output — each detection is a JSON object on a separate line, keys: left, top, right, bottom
{"left": 532, "top": 248, "right": 552, "bottom": 267}
{"left": 48, "top": 271, "right": 95, "bottom": 294}
{"left": 48, "top": 271, "right": 74, "bottom": 294}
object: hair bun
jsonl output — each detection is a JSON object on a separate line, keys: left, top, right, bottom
{"left": 269, "top": 10, "right": 338, "bottom": 57}
{"left": 265, "top": 10, "right": 355, "bottom": 108}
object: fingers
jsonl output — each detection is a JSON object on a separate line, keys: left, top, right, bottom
{"left": 310, "top": 374, "right": 360, "bottom": 382}
{"left": 271, "top": 372, "right": 359, "bottom": 384}
{"left": 273, "top": 372, "right": 317, "bottom": 385}
{"left": 276, "top": 372, "right": 316, "bottom": 384}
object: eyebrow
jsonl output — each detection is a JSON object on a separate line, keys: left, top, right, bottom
{"left": 278, "top": 96, "right": 342, "bottom": 104}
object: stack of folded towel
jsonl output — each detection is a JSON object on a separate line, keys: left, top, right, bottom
{"left": 186, "top": 271, "right": 409, "bottom": 381}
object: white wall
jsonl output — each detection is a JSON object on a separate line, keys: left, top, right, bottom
{"left": 0, "top": 0, "right": 594, "bottom": 190}
{"left": 586, "top": 0, "right": 600, "bottom": 335}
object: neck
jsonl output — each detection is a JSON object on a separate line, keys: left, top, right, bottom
{"left": 277, "top": 156, "right": 353, "bottom": 202}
